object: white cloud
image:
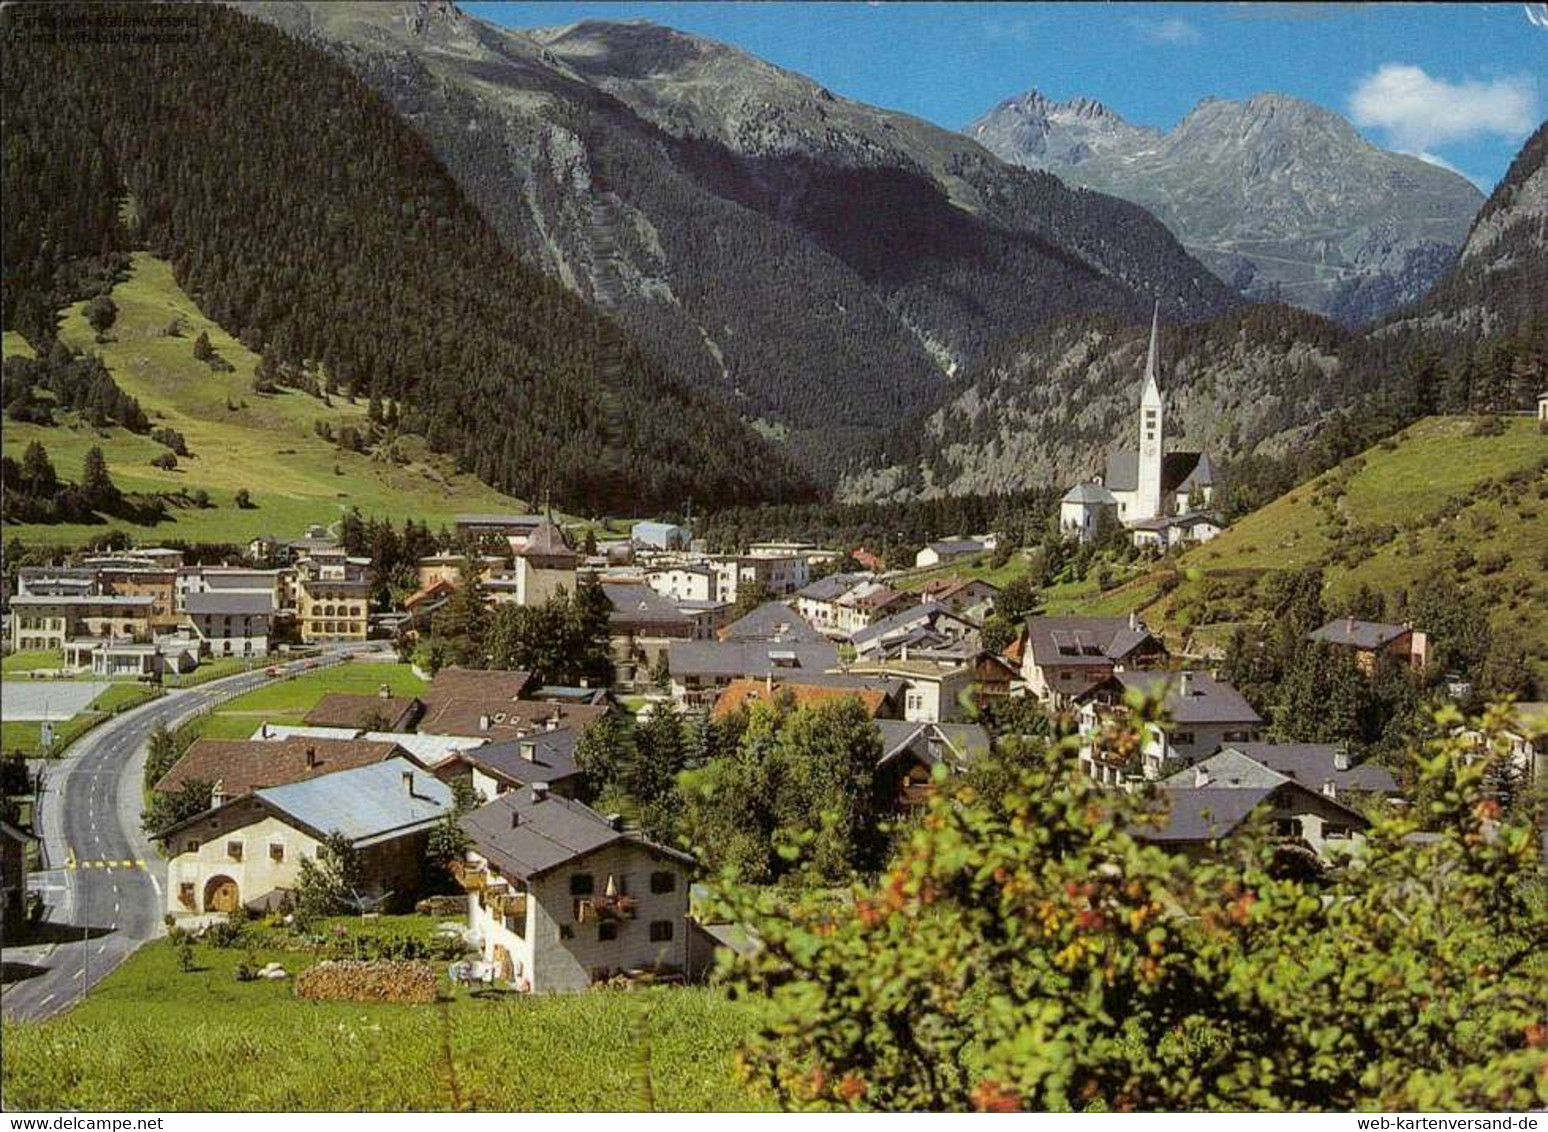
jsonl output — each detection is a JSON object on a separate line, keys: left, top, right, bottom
{"left": 1133, "top": 17, "right": 1203, "bottom": 45}
{"left": 1348, "top": 64, "right": 1539, "bottom": 151}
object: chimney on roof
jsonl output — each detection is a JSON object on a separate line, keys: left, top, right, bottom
{"left": 378, "top": 683, "right": 390, "bottom": 699}
{"left": 262, "top": 723, "right": 271, "bottom": 740}
{"left": 402, "top": 770, "right": 416, "bottom": 796}
{"left": 545, "top": 713, "right": 560, "bottom": 732}
{"left": 1346, "top": 616, "right": 1355, "bottom": 635}
{"left": 579, "top": 677, "right": 589, "bottom": 689}
{"left": 531, "top": 782, "right": 550, "bottom": 802}
{"left": 1333, "top": 744, "right": 1351, "bottom": 773}
{"left": 1128, "top": 611, "right": 1140, "bottom": 632}
{"left": 305, "top": 745, "right": 318, "bottom": 769}
{"left": 510, "top": 809, "right": 520, "bottom": 829}
{"left": 1179, "top": 671, "right": 1193, "bottom": 697}
{"left": 607, "top": 813, "right": 624, "bottom": 831}
{"left": 519, "top": 740, "right": 536, "bottom": 763}
{"left": 1193, "top": 764, "right": 1209, "bottom": 788}
{"left": 479, "top": 714, "right": 491, "bottom": 732}
{"left": 1322, "top": 780, "right": 1338, "bottom": 800}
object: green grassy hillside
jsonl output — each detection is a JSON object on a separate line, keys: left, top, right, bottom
{"left": 1026, "top": 417, "right": 1546, "bottom": 682}
{"left": 2, "top": 253, "right": 527, "bottom": 546}
{"left": 1146, "top": 416, "right": 1548, "bottom": 667}
{"left": 1, "top": 923, "right": 763, "bottom": 1111}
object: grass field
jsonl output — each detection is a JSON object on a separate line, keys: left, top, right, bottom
{"left": 0, "top": 651, "right": 66, "bottom": 675}
{"left": 0, "top": 926, "right": 765, "bottom": 1111}
{"left": 177, "top": 661, "right": 429, "bottom": 745}
{"left": 0, "top": 682, "right": 162, "bottom": 757}
{"left": 892, "top": 550, "right": 1034, "bottom": 594}
{"left": 2, "top": 252, "right": 529, "bottom": 546}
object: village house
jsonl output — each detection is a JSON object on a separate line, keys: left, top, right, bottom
{"left": 160, "top": 757, "right": 451, "bottom": 916}
{"left": 833, "top": 581, "right": 912, "bottom": 638}
{"left": 707, "top": 554, "right": 810, "bottom": 603}
{"left": 1077, "top": 670, "right": 1263, "bottom": 784}
{"left": 874, "top": 720, "right": 991, "bottom": 814}
{"left": 843, "top": 657, "right": 975, "bottom": 723}
{"left": 643, "top": 564, "right": 718, "bottom": 604}
{"left": 603, "top": 582, "right": 699, "bottom": 687}
{"left": 850, "top": 601, "right": 980, "bottom": 662}
{"left": 91, "top": 563, "right": 181, "bottom": 633}
{"left": 631, "top": 521, "right": 692, "bottom": 551}
{"left": 454, "top": 513, "right": 546, "bottom": 547}
{"left": 1175, "top": 743, "right": 1402, "bottom": 802}
{"left": 449, "top": 732, "right": 585, "bottom": 802}
{"left": 1, "top": 819, "right": 38, "bottom": 937}
{"left": 1308, "top": 617, "right": 1430, "bottom": 673}
{"left": 718, "top": 601, "right": 825, "bottom": 644}
{"left": 303, "top": 688, "right": 423, "bottom": 732}
{"left": 183, "top": 591, "right": 274, "bottom": 658}
{"left": 1020, "top": 614, "right": 1166, "bottom": 705}
{"left": 154, "top": 736, "right": 416, "bottom": 806}
{"left": 294, "top": 553, "right": 371, "bottom": 644}
{"left": 415, "top": 554, "right": 508, "bottom": 593}
{"left": 918, "top": 576, "right": 1000, "bottom": 617}
{"left": 456, "top": 786, "right": 696, "bottom": 991}
{"left": 666, "top": 639, "right": 840, "bottom": 710}
{"left": 794, "top": 573, "right": 870, "bottom": 636}
{"left": 9, "top": 593, "right": 155, "bottom": 658}
{"left": 1130, "top": 779, "right": 1369, "bottom": 861}
{"left": 914, "top": 537, "right": 992, "bottom": 570}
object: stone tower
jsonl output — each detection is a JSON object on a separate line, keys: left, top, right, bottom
{"left": 1135, "top": 304, "right": 1165, "bottom": 521}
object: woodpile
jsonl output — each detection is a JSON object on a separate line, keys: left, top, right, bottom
{"left": 295, "top": 960, "right": 439, "bottom": 1004}
{"left": 414, "top": 895, "right": 469, "bottom": 918}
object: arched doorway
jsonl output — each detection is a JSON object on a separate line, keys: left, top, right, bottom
{"left": 204, "top": 875, "right": 240, "bottom": 913}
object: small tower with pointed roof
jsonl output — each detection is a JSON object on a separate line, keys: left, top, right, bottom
{"left": 1134, "top": 304, "right": 1166, "bottom": 522}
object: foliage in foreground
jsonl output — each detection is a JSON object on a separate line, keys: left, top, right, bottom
{"left": 717, "top": 701, "right": 1548, "bottom": 1111}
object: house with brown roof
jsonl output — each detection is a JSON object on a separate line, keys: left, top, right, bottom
{"left": 420, "top": 666, "right": 533, "bottom": 706}
{"left": 303, "top": 691, "right": 422, "bottom": 732}
{"left": 919, "top": 576, "right": 1000, "bottom": 616}
{"left": 154, "top": 736, "right": 419, "bottom": 806}
{"left": 711, "top": 678, "right": 893, "bottom": 721}
{"left": 416, "top": 698, "right": 608, "bottom": 741}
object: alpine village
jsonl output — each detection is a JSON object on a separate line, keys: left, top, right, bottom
{"left": 1, "top": 0, "right": 1545, "bottom": 1117}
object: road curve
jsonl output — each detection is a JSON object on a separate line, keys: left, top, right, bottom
{"left": 1, "top": 647, "right": 376, "bottom": 1021}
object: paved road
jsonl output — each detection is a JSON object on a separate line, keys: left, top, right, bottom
{"left": 1, "top": 647, "right": 379, "bottom": 1021}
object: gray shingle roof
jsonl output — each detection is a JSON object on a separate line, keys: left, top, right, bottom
{"left": 667, "top": 639, "right": 838, "bottom": 679}
{"left": 1131, "top": 786, "right": 1275, "bottom": 842}
{"left": 460, "top": 787, "right": 694, "bottom": 881}
{"left": 1026, "top": 616, "right": 1154, "bottom": 668}
{"left": 1103, "top": 450, "right": 1208, "bottom": 493}
{"left": 1062, "top": 482, "right": 1117, "bottom": 505}
{"left": 875, "top": 721, "right": 991, "bottom": 770}
{"left": 720, "top": 602, "right": 824, "bottom": 643}
{"left": 1308, "top": 619, "right": 1411, "bottom": 650}
{"left": 797, "top": 573, "right": 866, "bottom": 601}
{"left": 463, "top": 730, "right": 582, "bottom": 789}
{"left": 851, "top": 602, "right": 974, "bottom": 650}
{"left": 1110, "top": 671, "right": 1262, "bottom": 726}
{"left": 255, "top": 757, "right": 452, "bottom": 847}
{"left": 183, "top": 591, "right": 275, "bottom": 615}
{"left": 603, "top": 584, "right": 694, "bottom": 629}
{"left": 1226, "top": 743, "right": 1401, "bottom": 795}
{"left": 926, "top": 539, "right": 984, "bottom": 556}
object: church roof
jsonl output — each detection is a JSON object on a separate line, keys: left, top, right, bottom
{"left": 1062, "top": 482, "right": 1117, "bottom": 506}
{"left": 1104, "top": 450, "right": 1207, "bottom": 493}
{"left": 519, "top": 513, "right": 578, "bottom": 562}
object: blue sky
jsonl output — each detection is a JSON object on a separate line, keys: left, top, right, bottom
{"left": 465, "top": 2, "right": 1546, "bottom": 189}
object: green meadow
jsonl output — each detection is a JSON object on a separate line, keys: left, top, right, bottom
{"left": 3, "top": 252, "right": 528, "bottom": 546}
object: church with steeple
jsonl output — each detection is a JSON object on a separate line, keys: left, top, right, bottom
{"left": 1059, "top": 307, "right": 1222, "bottom": 550}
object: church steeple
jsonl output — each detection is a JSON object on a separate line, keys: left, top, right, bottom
{"left": 1135, "top": 303, "right": 1166, "bottom": 521}
{"left": 1140, "top": 302, "right": 1162, "bottom": 403}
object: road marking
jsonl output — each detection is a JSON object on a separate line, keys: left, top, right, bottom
{"left": 39, "top": 994, "right": 54, "bottom": 1007}
{"left": 73, "top": 969, "right": 84, "bottom": 980}
{"left": 97, "top": 945, "right": 107, "bottom": 955}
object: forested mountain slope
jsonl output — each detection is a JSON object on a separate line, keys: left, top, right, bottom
{"left": 0, "top": 1, "right": 813, "bottom": 513}
{"left": 236, "top": 2, "right": 1236, "bottom": 480}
